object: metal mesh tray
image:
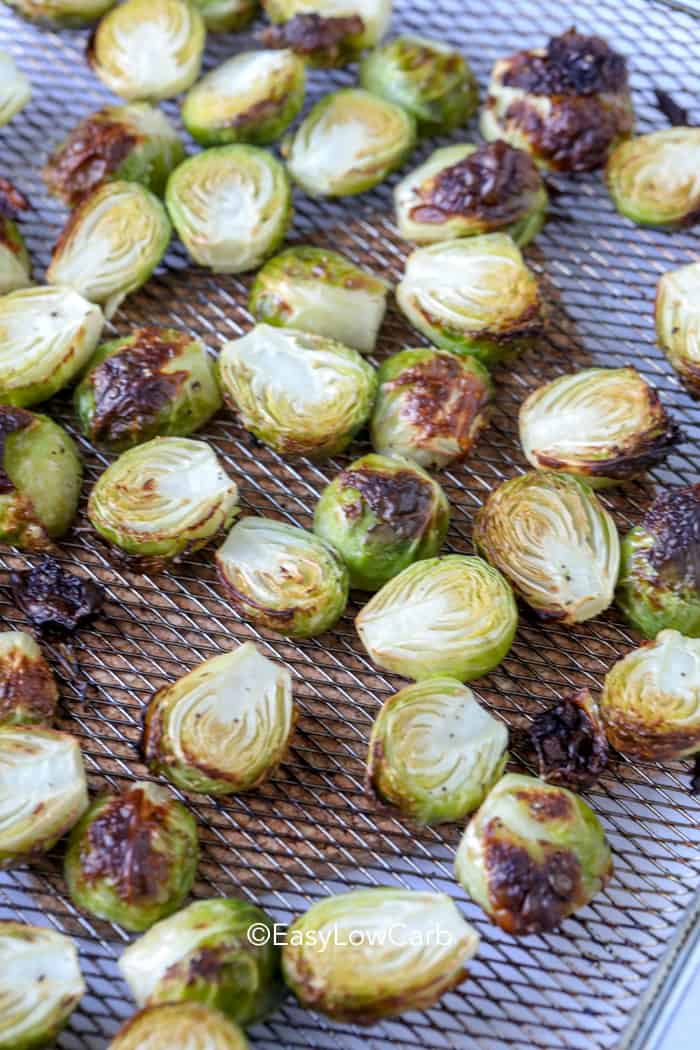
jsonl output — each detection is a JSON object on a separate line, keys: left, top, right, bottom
{"left": 0, "top": 1, "right": 699, "bottom": 1047}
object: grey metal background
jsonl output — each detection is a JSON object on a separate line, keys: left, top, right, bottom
{"left": 0, "top": 1, "right": 699, "bottom": 1047}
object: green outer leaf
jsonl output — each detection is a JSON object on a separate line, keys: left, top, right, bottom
{"left": 617, "top": 525, "right": 700, "bottom": 638}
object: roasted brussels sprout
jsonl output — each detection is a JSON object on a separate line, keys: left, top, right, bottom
{"left": 260, "top": 0, "right": 391, "bottom": 66}
{"left": 606, "top": 128, "right": 700, "bottom": 227}
{"left": 88, "top": 0, "right": 206, "bottom": 102}
{"left": 481, "top": 29, "right": 634, "bottom": 172}
{"left": 370, "top": 347, "right": 492, "bottom": 469}
{"left": 64, "top": 780, "right": 199, "bottom": 931}
{"left": 0, "top": 408, "right": 82, "bottom": 551}
{"left": 396, "top": 234, "right": 542, "bottom": 367}
{"left": 74, "top": 327, "right": 222, "bottom": 452}
{"left": 474, "top": 471, "right": 620, "bottom": 624}
{"left": 182, "top": 51, "right": 305, "bottom": 148}
{"left": 530, "top": 688, "right": 608, "bottom": 791}
{"left": 88, "top": 437, "right": 238, "bottom": 566}
{"left": 194, "top": 0, "right": 257, "bottom": 30}
{"left": 166, "top": 147, "right": 291, "bottom": 274}
{"left": 656, "top": 261, "right": 700, "bottom": 395}
{"left": 282, "top": 888, "right": 479, "bottom": 1022}
{"left": 0, "top": 180, "right": 31, "bottom": 295}
{"left": 0, "top": 51, "right": 30, "bottom": 127}
{"left": 0, "top": 631, "right": 58, "bottom": 727}
{"left": 44, "top": 104, "right": 184, "bottom": 209}
{"left": 0, "top": 726, "right": 87, "bottom": 866}
{"left": 0, "top": 922, "right": 85, "bottom": 1050}
{"left": 143, "top": 642, "right": 295, "bottom": 795}
{"left": 119, "top": 898, "right": 284, "bottom": 1025}
{"left": 5, "top": 0, "right": 114, "bottom": 26}
{"left": 249, "top": 246, "right": 389, "bottom": 354}
{"left": 356, "top": 554, "right": 517, "bottom": 681}
{"left": 216, "top": 517, "right": 348, "bottom": 637}
{"left": 218, "top": 325, "right": 377, "bottom": 459}
{"left": 519, "top": 367, "right": 680, "bottom": 487}
{"left": 282, "top": 89, "right": 416, "bottom": 197}
{"left": 367, "top": 678, "right": 508, "bottom": 824}
{"left": 313, "top": 453, "right": 450, "bottom": 591}
{"left": 455, "top": 773, "right": 612, "bottom": 935}
{"left": 108, "top": 1004, "right": 250, "bottom": 1050}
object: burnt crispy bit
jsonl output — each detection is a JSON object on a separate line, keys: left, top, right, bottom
{"left": 44, "top": 116, "right": 137, "bottom": 208}
{"left": 505, "top": 94, "right": 631, "bottom": 172}
{"left": 502, "top": 29, "right": 628, "bottom": 97}
{"left": 0, "top": 406, "right": 33, "bottom": 494}
{"left": 644, "top": 484, "right": 700, "bottom": 585}
{"left": 11, "top": 556, "right": 104, "bottom": 635}
{"left": 691, "top": 754, "right": 700, "bottom": 795}
{"left": 530, "top": 687, "right": 608, "bottom": 790}
{"left": 342, "top": 467, "right": 435, "bottom": 540}
{"left": 260, "top": 13, "right": 364, "bottom": 62}
{"left": 654, "top": 88, "right": 692, "bottom": 128}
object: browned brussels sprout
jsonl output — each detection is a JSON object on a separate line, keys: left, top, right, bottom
{"left": 0, "top": 631, "right": 58, "bottom": 727}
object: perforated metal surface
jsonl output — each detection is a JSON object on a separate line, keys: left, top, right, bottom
{"left": 0, "top": 1, "right": 699, "bottom": 1048}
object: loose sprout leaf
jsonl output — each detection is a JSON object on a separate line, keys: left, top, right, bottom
{"left": 11, "top": 556, "right": 104, "bottom": 635}
{"left": 0, "top": 631, "right": 58, "bottom": 727}
{"left": 0, "top": 50, "right": 31, "bottom": 127}
{"left": 606, "top": 128, "right": 700, "bottom": 227}
{"left": 108, "top": 1003, "right": 250, "bottom": 1050}
{"left": 656, "top": 261, "right": 700, "bottom": 396}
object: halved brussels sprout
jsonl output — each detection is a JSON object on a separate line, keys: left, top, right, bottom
{"left": 0, "top": 408, "right": 82, "bottom": 550}
{"left": 282, "top": 89, "right": 416, "bottom": 197}
{"left": 119, "top": 898, "right": 284, "bottom": 1025}
{"left": 194, "top": 0, "right": 257, "bottom": 31}
{"left": 108, "top": 1004, "right": 249, "bottom": 1050}
{"left": 88, "top": 437, "right": 239, "bottom": 566}
{"left": 249, "top": 246, "right": 389, "bottom": 354}
{"left": 0, "top": 286, "right": 103, "bottom": 407}
{"left": 0, "top": 631, "right": 58, "bottom": 727}
{"left": 370, "top": 347, "right": 492, "bottom": 469}
{"left": 5, "top": 0, "right": 114, "bottom": 26}
{"left": 74, "top": 327, "right": 222, "bottom": 452}
{"left": 143, "top": 642, "right": 295, "bottom": 795}
{"left": 88, "top": 0, "right": 206, "bottom": 102}
{"left": 0, "top": 181, "right": 31, "bottom": 296}
{"left": 47, "top": 181, "right": 171, "bottom": 320}
{"left": 455, "top": 773, "right": 612, "bottom": 935}
{"left": 282, "top": 888, "right": 479, "bottom": 1022}
{"left": 260, "top": 0, "right": 391, "bottom": 66}
{"left": 65, "top": 781, "right": 199, "bottom": 932}
{"left": 396, "top": 233, "right": 543, "bottom": 367}
{"left": 0, "top": 726, "right": 88, "bottom": 866}
{"left": 313, "top": 453, "right": 450, "bottom": 591}
{"left": 656, "top": 261, "right": 700, "bottom": 396}
{"left": 367, "top": 678, "right": 508, "bottom": 824}
{"left": 606, "top": 128, "right": 700, "bottom": 227}
{"left": 600, "top": 630, "right": 700, "bottom": 760}
{"left": 218, "top": 325, "right": 377, "bottom": 459}
{"left": 519, "top": 367, "right": 680, "bottom": 487}
{"left": 0, "top": 51, "right": 30, "bottom": 127}
{"left": 481, "top": 29, "right": 634, "bottom": 172}
{"left": 530, "top": 688, "right": 608, "bottom": 791}
{"left": 182, "top": 51, "right": 305, "bottom": 148}
{"left": 356, "top": 554, "right": 517, "bottom": 681}
{"left": 216, "top": 517, "right": 348, "bottom": 638}
{"left": 0, "top": 922, "right": 85, "bottom": 1050}
{"left": 44, "top": 103, "right": 184, "bottom": 209}
{"left": 166, "top": 147, "right": 291, "bottom": 274}
{"left": 474, "top": 471, "right": 620, "bottom": 624}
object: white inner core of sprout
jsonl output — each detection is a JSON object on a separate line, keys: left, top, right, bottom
{"left": 0, "top": 289, "right": 96, "bottom": 384}
{"left": 406, "top": 247, "right": 528, "bottom": 330}
{"left": 234, "top": 328, "right": 345, "bottom": 407}
{"left": 204, "top": 50, "right": 289, "bottom": 96}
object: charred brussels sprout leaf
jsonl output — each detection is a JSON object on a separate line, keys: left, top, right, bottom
{"left": 313, "top": 453, "right": 450, "bottom": 591}
{"left": 606, "top": 128, "right": 700, "bottom": 227}
{"left": 367, "top": 678, "right": 508, "bottom": 824}
{"left": 218, "top": 325, "right": 377, "bottom": 459}
{"left": 11, "top": 557, "right": 104, "bottom": 636}
{"left": 5, "top": 0, "right": 115, "bottom": 25}
{"left": 282, "top": 89, "right": 416, "bottom": 197}
{"left": 74, "top": 327, "right": 222, "bottom": 452}
{"left": 108, "top": 1003, "right": 250, "bottom": 1050}
{"left": 396, "top": 233, "right": 543, "bottom": 367}
{"left": 356, "top": 554, "right": 517, "bottom": 681}
{"left": 474, "top": 471, "right": 620, "bottom": 624}
{"left": 530, "top": 688, "right": 608, "bottom": 791}
{"left": 194, "top": 0, "right": 258, "bottom": 31}
{"left": 65, "top": 781, "right": 199, "bottom": 931}
{"left": 656, "top": 261, "right": 700, "bottom": 396}
{"left": 282, "top": 888, "right": 479, "bottom": 1022}
{"left": 0, "top": 51, "right": 30, "bottom": 126}
{"left": 260, "top": 0, "right": 391, "bottom": 65}
{"left": 249, "top": 246, "right": 389, "bottom": 354}
{"left": 0, "top": 631, "right": 58, "bottom": 727}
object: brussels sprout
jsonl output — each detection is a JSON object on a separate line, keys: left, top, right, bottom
{"left": 64, "top": 780, "right": 199, "bottom": 932}
{"left": 194, "top": 0, "right": 257, "bottom": 31}
{"left": 314, "top": 453, "right": 450, "bottom": 591}
{"left": 88, "top": 437, "right": 239, "bottom": 566}
{"left": 529, "top": 688, "right": 608, "bottom": 791}
{"left": 617, "top": 485, "right": 700, "bottom": 638}
{"left": 282, "top": 89, "right": 416, "bottom": 197}
{"left": 218, "top": 325, "right": 377, "bottom": 459}
{"left": 0, "top": 51, "right": 30, "bottom": 127}
{"left": 182, "top": 51, "right": 306, "bottom": 148}
{"left": 455, "top": 773, "right": 612, "bottom": 935}
{"left": 108, "top": 1004, "right": 250, "bottom": 1050}
{"left": 0, "top": 408, "right": 82, "bottom": 551}
{"left": 656, "top": 261, "right": 700, "bottom": 395}
{"left": 370, "top": 347, "right": 492, "bottom": 469}
{"left": 481, "top": 29, "right": 634, "bottom": 172}
{"left": 47, "top": 181, "right": 171, "bottom": 320}
{"left": 0, "top": 181, "right": 31, "bottom": 296}
{"left": 249, "top": 246, "right": 389, "bottom": 354}
{"left": 606, "top": 128, "right": 700, "bottom": 227}
{"left": 282, "top": 888, "right": 479, "bottom": 1022}
{"left": 0, "top": 922, "right": 85, "bottom": 1050}
{"left": 119, "top": 898, "right": 284, "bottom": 1025}
{"left": 0, "top": 286, "right": 104, "bottom": 407}
{"left": 88, "top": 0, "right": 206, "bottom": 103}
{"left": 74, "top": 327, "right": 222, "bottom": 452}
{"left": 519, "top": 367, "right": 680, "bottom": 487}
{"left": 367, "top": 678, "right": 508, "bottom": 824}
{"left": 0, "top": 726, "right": 88, "bottom": 866}
{"left": 5, "top": 0, "right": 114, "bottom": 26}
{"left": 260, "top": 0, "right": 391, "bottom": 66}
{"left": 396, "top": 234, "right": 543, "bottom": 367}
{"left": 166, "top": 147, "right": 291, "bottom": 274}
{"left": 44, "top": 104, "right": 184, "bottom": 209}
{"left": 356, "top": 554, "right": 517, "bottom": 681}
{"left": 0, "top": 631, "right": 58, "bottom": 727}
{"left": 143, "top": 642, "right": 295, "bottom": 795}
{"left": 216, "top": 517, "right": 348, "bottom": 638}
